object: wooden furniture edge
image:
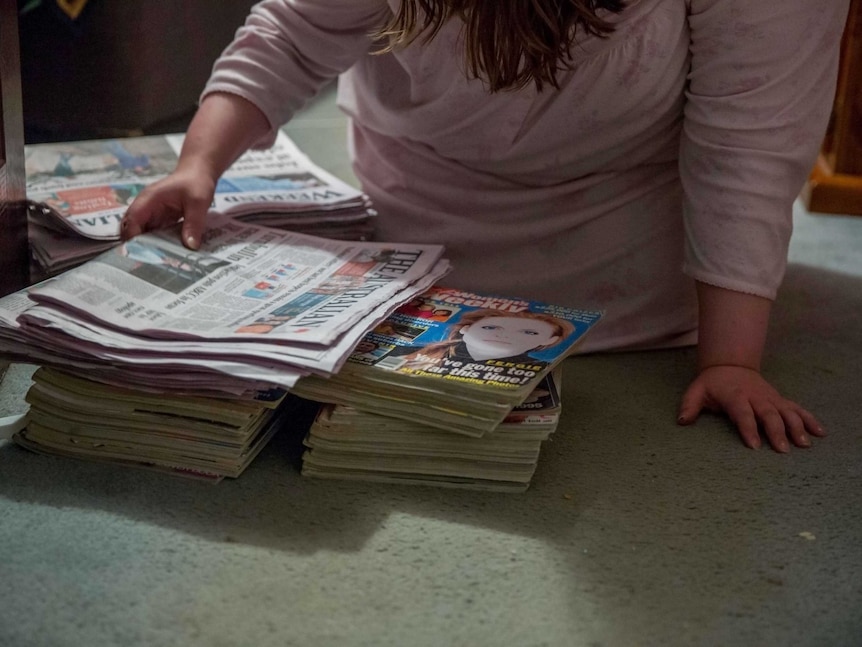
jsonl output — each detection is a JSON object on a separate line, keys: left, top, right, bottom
{"left": 801, "top": 154, "right": 862, "bottom": 216}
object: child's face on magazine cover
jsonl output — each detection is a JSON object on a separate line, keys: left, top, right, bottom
{"left": 460, "top": 316, "right": 560, "bottom": 360}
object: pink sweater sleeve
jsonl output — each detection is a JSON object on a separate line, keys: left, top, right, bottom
{"left": 201, "top": 0, "right": 391, "bottom": 148}
{"left": 680, "top": 0, "right": 850, "bottom": 299}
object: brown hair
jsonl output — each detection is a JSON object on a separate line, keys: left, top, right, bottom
{"left": 403, "top": 308, "right": 576, "bottom": 364}
{"left": 376, "top": 0, "right": 626, "bottom": 92}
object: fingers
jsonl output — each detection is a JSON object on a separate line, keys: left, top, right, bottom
{"left": 750, "top": 403, "right": 789, "bottom": 452}
{"left": 179, "top": 194, "right": 211, "bottom": 251}
{"left": 680, "top": 367, "right": 826, "bottom": 453}
{"left": 751, "top": 398, "right": 827, "bottom": 452}
{"left": 119, "top": 177, "right": 212, "bottom": 250}
{"left": 120, "top": 197, "right": 147, "bottom": 240}
{"left": 120, "top": 190, "right": 171, "bottom": 241}
{"left": 797, "top": 408, "right": 827, "bottom": 438}
{"left": 731, "top": 396, "right": 823, "bottom": 453}
{"left": 120, "top": 216, "right": 142, "bottom": 241}
{"left": 724, "top": 394, "right": 762, "bottom": 450}
{"left": 777, "top": 407, "right": 810, "bottom": 449}
{"left": 676, "top": 381, "right": 706, "bottom": 426}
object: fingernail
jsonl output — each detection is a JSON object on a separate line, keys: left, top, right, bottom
{"left": 186, "top": 235, "right": 198, "bottom": 249}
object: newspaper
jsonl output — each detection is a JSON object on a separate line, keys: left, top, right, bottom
{"left": 20, "top": 258, "right": 446, "bottom": 376}
{"left": 26, "top": 214, "right": 445, "bottom": 343}
{"left": 29, "top": 223, "right": 117, "bottom": 276}
{"left": 0, "top": 217, "right": 449, "bottom": 393}
{"left": 25, "top": 130, "right": 371, "bottom": 241}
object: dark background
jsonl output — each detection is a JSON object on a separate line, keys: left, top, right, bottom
{"left": 19, "top": 0, "right": 259, "bottom": 143}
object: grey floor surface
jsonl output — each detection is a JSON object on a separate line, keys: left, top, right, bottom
{"left": 1, "top": 85, "right": 860, "bottom": 647}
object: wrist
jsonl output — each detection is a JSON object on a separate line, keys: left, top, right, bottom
{"left": 175, "top": 155, "right": 221, "bottom": 183}
{"left": 695, "top": 281, "right": 772, "bottom": 372}
{"left": 696, "top": 363, "right": 761, "bottom": 376}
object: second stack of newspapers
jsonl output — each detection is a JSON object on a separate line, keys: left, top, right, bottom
{"left": 294, "top": 286, "right": 603, "bottom": 492}
{"left": 301, "top": 369, "right": 565, "bottom": 492}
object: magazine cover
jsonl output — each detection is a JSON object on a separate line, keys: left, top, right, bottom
{"left": 344, "top": 287, "right": 603, "bottom": 391}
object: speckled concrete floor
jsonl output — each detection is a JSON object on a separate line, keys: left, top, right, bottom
{"left": 1, "top": 86, "right": 860, "bottom": 647}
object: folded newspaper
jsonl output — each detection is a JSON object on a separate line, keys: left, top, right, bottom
{"left": 25, "top": 131, "right": 375, "bottom": 276}
{"left": 0, "top": 215, "right": 449, "bottom": 397}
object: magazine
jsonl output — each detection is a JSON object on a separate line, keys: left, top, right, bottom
{"left": 311, "top": 369, "right": 563, "bottom": 440}
{"left": 291, "top": 286, "right": 602, "bottom": 435}
{"left": 302, "top": 378, "right": 561, "bottom": 492}
{"left": 300, "top": 369, "right": 564, "bottom": 492}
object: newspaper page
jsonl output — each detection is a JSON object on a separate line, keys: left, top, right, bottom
{"left": 164, "top": 133, "right": 368, "bottom": 220}
{"left": 29, "top": 223, "right": 117, "bottom": 275}
{"left": 20, "top": 260, "right": 447, "bottom": 377}
{"left": 25, "top": 215, "right": 447, "bottom": 346}
{"left": 26, "top": 131, "right": 368, "bottom": 241}
{"left": 342, "top": 286, "right": 603, "bottom": 391}
{"left": 0, "top": 297, "right": 300, "bottom": 399}
{"left": 0, "top": 252, "right": 447, "bottom": 394}
{"left": 25, "top": 135, "right": 179, "bottom": 239}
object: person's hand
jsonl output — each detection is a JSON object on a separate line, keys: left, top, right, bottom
{"left": 120, "top": 167, "right": 216, "bottom": 250}
{"left": 120, "top": 92, "right": 271, "bottom": 249}
{"left": 676, "top": 365, "right": 826, "bottom": 452}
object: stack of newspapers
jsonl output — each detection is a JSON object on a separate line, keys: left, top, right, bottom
{"left": 25, "top": 131, "right": 374, "bottom": 277}
{"left": 0, "top": 217, "right": 449, "bottom": 479}
{"left": 293, "top": 286, "right": 603, "bottom": 491}
{"left": 17, "top": 366, "right": 296, "bottom": 482}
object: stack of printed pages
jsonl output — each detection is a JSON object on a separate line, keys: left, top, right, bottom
{"left": 301, "top": 368, "right": 564, "bottom": 492}
{"left": 292, "top": 286, "right": 602, "bottom": 435}
{"left": 294, "top": 286, "right": 603, "bottom": 490}
{"left": 25, "top": 131, "right": 374, "bottom": 277}
{"left": 0, "top": 217, "right": 448, "bottom": 478}
{"left": 16, "top": 366, "right": 296, "bottom": 482}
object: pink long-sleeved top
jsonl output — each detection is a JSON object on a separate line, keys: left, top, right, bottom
{"left": 204, "top": 0, "right": 849, "bottom": 352}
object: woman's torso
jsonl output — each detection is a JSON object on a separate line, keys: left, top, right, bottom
{"left": 338, "top": 0, "right": 698, "bottom": 351}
